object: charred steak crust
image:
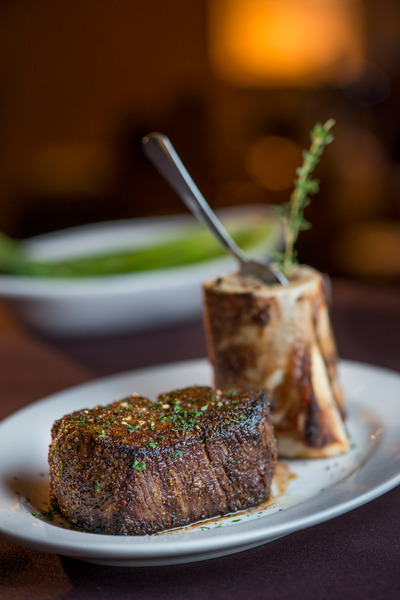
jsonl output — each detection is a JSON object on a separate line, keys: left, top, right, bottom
{"left": 49, "top": 386, "right": 277, "bottom": 535}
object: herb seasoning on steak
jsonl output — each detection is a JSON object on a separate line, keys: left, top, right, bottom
{"left": 49, "top": 386, "right": 277, "bottom": 535}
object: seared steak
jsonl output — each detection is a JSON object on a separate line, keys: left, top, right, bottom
{"left": 49, "top": 386, "right": 277, "bottom": 535}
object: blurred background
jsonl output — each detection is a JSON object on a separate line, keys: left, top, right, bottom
{"left": 0, "top": 0, "right": 399, "bottom": 284}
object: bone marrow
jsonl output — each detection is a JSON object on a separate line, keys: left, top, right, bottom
{"left": 203, "top": 265, "right": 350, "bottom": 458}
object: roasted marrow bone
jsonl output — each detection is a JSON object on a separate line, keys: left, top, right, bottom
{"left": 49, "top": 386, "right": 277, "bottom": 535}
{"left": 203, "top": 265, "right": 350, "bottom": 458}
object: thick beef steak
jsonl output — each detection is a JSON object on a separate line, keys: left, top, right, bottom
{"left": 49, "top": 386, "right": 277, "bottom": 535}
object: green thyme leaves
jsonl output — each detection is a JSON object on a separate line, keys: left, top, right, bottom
{"left": 273, "top": 119, "right": 335, "bottom": 278}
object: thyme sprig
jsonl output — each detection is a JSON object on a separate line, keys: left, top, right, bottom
{"left": 274, "top": 119, "right": 335, "bottom": 278}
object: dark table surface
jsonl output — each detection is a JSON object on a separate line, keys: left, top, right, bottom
{"left": 0, "top": 278, "right": 399, "bottom": 600}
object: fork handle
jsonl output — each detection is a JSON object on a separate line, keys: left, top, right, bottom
{"left": 142, "top": 132, "right": 247, "bottom": 265}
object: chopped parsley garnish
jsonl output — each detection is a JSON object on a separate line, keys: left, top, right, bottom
{"left": 40, "top": 508, "right": 55, "bottom": 521}
{"left": 191, "top": 410, "right": 203, "bottom": 417}
{"left": 132, "top": 460, "right": 146, "bottom": 471}
{"left": 125, "top": 423, "right": 139, "bottom": 433}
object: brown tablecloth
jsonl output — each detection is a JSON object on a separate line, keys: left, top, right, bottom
{"left": 0, "top": 279, "right": 399, "bottom": 600}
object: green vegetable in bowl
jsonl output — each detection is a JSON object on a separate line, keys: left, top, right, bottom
{"left": 0, "top": 220, "right": 274, "bottom": 278}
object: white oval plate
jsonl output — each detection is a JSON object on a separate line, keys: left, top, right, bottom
{"left": 0, "top": 205, "right": 281, "bottom": 337}
{"left": 0, "top": 359, "right": 399, "bottom": 566}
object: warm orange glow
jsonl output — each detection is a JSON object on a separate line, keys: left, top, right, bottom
{"left": 334, "top": 220, "right": 400, "bottom": 279}
{"left": 208, "top": 0, "right": 365, "bottom": 86}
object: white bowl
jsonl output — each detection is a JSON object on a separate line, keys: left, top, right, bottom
{"left": 0, "top": 205, "right": 282, "bottom": 338}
